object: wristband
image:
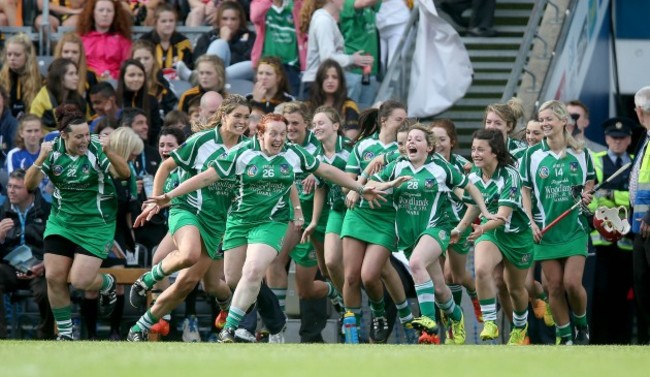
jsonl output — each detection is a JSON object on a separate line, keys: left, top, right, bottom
{"left": 294, "top": 206, "right": 302, "bottom": 210}
{"left": 356, "top": 185, "right": 365, "bottom": 195}
{"left": 360, "top": 172, "right": 369, "bottom": 179}
{"left": 293, "top": 217, "right": 305, "bottom": 222}
{"left": 32, "top": 162, "right": 43, "bottom": 170}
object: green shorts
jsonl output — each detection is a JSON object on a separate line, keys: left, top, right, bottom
{"left": 340, "top": 208, "right": 397, "bottom": 251}
{"left": 449, "top": 226, "right": 472, "bottom": 255}
{"left": 222, "top": 220, "right": 289, "bottom": 253}
{"left": 402, "top": 226, "right": 451, "bottom": 259}
{"left": 290, "top": 241, "right": 319, "bottom": 267}
{"left": 44, "top": 216, "right": 115, "bottom": 259}
{"left": 534, "top": 232, "right": 588, "bottom": 261}
{"left": 475, "top": 227, "right": 534, "bottom": 269}
{"left": 325, "top": 209, "right": 346, "bottom": 235}
{"left": 168, "top": 208, "right": 224, "bottom": 260}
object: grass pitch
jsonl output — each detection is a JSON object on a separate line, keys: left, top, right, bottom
{"left": 1, "top": 342, "right": 649, "bottom": 377}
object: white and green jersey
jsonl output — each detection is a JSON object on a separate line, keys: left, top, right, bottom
{"left": 511, "top": 145, "right": 528, "bottom": 167}
{"left": 507, "top": 136, "right": 527, "bottom": 152}
{"left": 170, "top": 127, "right": 244, "bottom": 224}
{"left": 262, "top": 0, "right": 299, "bottom": 67}
{"left": 211, "top": 138, "right": 320, "bottom": 223}
{"left": 163, "top": 167, "right": 185, "bottom": 194}
{"left": 315, "top": 135, "right": 352, "bottom": 212}
{"left": 42, "top": 135, "right": 117, "bottom": 226}
{"left": 346, "top": 132, "right": 398, "bottom": 211}
{"left": 465, "top": 164, "right": 530, "bottom": 233}
{"left": 519, "top": 139, "right": 595, "bottom": 241}
{"left": 374, "top": 154, "right": 468, "bottom": 251}
{"left": 447, "top": 153, "right": 470, "bottom": 223}
{"left": 294, "top": 131, "right": 321, "bottom": 203}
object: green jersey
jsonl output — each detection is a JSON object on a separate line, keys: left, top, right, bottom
{"left": 163, "top": 167, "right": 185, "bottom": 194}
{"left": 465, "top": 164, "right": 530, "bottom": 233}
{"left": 262, "top": 0, "right": 299, "bottom": 67}
{"left": 170, "top": 127, "right": 244, "bottom": 224}
{"left": 519, "top": 139, "right": 595, "bottom": 244}
{"left": 315, "top": 135, "right": 353, "bottom": 212}
{"left": 507, "top": 136, "right": 527, "bottom": 152}
{"left": 211, "top": 138, "right": 320, "bottom": 223}
{"left": 340, "top": 0, "right": 380, "bottom": 75}
{"left": 346, "top": 132, "right": 398, "bottom": 211}
{"left": 294, "top": 131, "right": 321, "bottom": 203}
{"left": 42, "top": 135, "right": 117, "bottom": 226}
{"left": 374, "top": 154, "right": 468, "bottom": 251}
{"left": 447, "top": 153, "right": 470, "bottom": 223}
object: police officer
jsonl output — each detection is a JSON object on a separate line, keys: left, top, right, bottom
{"left": 590, "top": 117, "right": 635, "bottom": 344}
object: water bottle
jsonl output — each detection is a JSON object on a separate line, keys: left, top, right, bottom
{"left": 361, "top": 64, "right": 371, "bottom": 86}
{"left": 343, "top": 312, "right": 359, "bottom": 344}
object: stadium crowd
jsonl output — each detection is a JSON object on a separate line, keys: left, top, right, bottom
{"left": 0, "top": 0, "right": 648, "bottom": 346}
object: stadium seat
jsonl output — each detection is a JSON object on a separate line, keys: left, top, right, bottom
{"left": 170, "top": 80, "right": 193, "bottom": 98}
{"left": 226, "top": 79, "right": 253, "bottom": 96}
{"left": 175, "top": 26, "right": 212, "bottom": 47}
{"left": 37, "top": 56, "right": 54, "bottom": 76}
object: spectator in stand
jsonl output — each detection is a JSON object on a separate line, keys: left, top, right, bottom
{"left": 0, "top": 169, "right": 54, "bottom": 340}
{"left": 247, "top": 56, "right": 294, "bottom": 114}
{"left": 163, "top": 110, "right": 191, "bottom": 136}
{"left": 139, "top": 3, "right": 194, "bottom": 74}
{"left": 54, "top": 32, "right": 100, "bottom": 113}
{"left": 116, "top": 59, "right": 162, "bottom": 145}
{"left": 251, "top": 0, "right": 307, "bottom": 98}
{"left": 0, "top": 85, "right": 18, "bottom": 167}
{"left": 128, "top": 0, "right": 163, "bottom": 27}
{"left": 308, "top": 59, "right": 359, "bottom": 140}
{"left": 376, "top": 0, "right": 410, "bottom": 74}
{"left": 178, "top": 55, "right": 226, "bottom": 113}
{"left": 77, "top": 0, "right": 133, "bottom": 80}
{"left": 438, "top": 0, "right": 497, "bottom": 37}
{"left": 299, "top": 0, "right": 373, "bottom": 100}
{"left": 566, "top": 99, "right": 607, "bottom": 153}
{"left": 339, "top": 0, "right": 380, "bottom": 109}
{"left": 0, "top": 33, "right": 43, "bottom": 118}
{"left": 5, "top": 115, "right": 42, "bottom": 174}
{"left": 197, "top": 90, "right": 223, "bottom": 125}
{"left": 194, "top": 0, "right": 256, "bottom": 81}
{"left": 186, "top": 0, "right": 217, "bottom": 26}
{"left": 31, "top": 58, "right": 88, "bottom": 132}
{"left": 35, "top": 0, "right": 84, "bottom": 32}
{"left": 131, "top": 40, "right": 178, "bottom": 116}
{"left": 89, "top": 82, "right": 121, "bottom": 131}
{"left": 95, "top": 117, "right": 118, "bottom": 141}
{"left": 0, "top": 0, "right": 18, "bottom": 27}
{"left": 187, "top": 96, "right": 202, "bottom": 124}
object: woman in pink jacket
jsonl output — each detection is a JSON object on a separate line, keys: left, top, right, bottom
{"left": 77, "top": 0, "right": 133, "bottom": 80}
{"left": 250, "top": 0, "right": 307, "bottom": 97}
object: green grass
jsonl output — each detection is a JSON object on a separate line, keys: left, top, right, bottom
{"left": 1, "top": 342, "right": 649, "bottom": 377}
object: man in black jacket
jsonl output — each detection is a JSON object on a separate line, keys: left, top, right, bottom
{"left": 0, "top": 169, "right": 53, "bottom": 339}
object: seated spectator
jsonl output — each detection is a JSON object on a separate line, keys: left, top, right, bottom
{"left": 178, "top": 55, "right": 226, "bottom": 113}
{"left": 187, "top": 96, "right": 201, "bottom": 124}
{"left": 31, "top": 58, "right": 88, "bottom": 132}
{"left": 198, "top": 90, "right": 223, "bottom": 124}
{"left": 5, "top": 115, "right": 42, "bottom": 174}
{"left": 251, "top": 0, "right": 307, "bottom": 98}
{"left": 119, "top": 107, "right": 161, "bottom": 176}
{"left": 163, "top": 109, "right": 190, "bottom": 135}
{"left": 0, "top": 84, "right": 18, "bottom": 167}
{"left": 89, "top": 82, "right": 122, "bottom": 131}
{"left": 131, "top": 40, "right": 178, "bottom": 116}
{"left": 185, "top": 0, "right": 218, "bottom": 27}
{"left": 0, "top": 169, "right": 54, "bottom": 340}
{"left": 54, "top": 32, "right": 99, "bottom": 113}
{"left": 77, "top": 0, "right": 133, "bottom": 80}
{"left": 247, "top": 56, "right": 294, "bottom": 114}
{"left": 140, "top": 3, "right": 193, "bottom": 73}
{"left": 128, "top": 0, "right": 163, "bottom": 26}
{"left": 308, "top": 59, "right": 359, "bottom": 139}
{"left": 95, "top": 116, "right": 118, "bottom": 141}
{"left": 0, "top": 0, "right": 18, "bottom": 26}
{"left": 35, "top": 0, "right": 84, "bottom": 32}
{"left": 194, "top": 0, "right": 255, "bottom": 81}
{"left": 0, "top": 33, "right": 43, "bottom": 118}
{"left": 116, "top": 59, "right": 162, "bottom": 145}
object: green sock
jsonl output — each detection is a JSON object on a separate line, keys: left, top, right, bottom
{"left": 415, "top": 280, "right": 436, "bottom": 319}
{"left": 448, "top": 284, "right": 463, "bottom": 305}
{"left": 326, "top": 281, "right": 340, "bottom": 300}
{"left": 513, "top": 309, "right": 528, "bottom": 329}
{"left": 466, "top": 288, "right": 478, "bottom": 299}
{"left": 395, "top": 300, "right": 414, "bottom": 323}
{"left": 479, "top": 298, "right": 498, "bottom": 322}
{"left": 537, "top": 291, "right": 548, "bottom": 301}
{"left": 270, "top": 288, "right": 287, "bottom": 312}
{"left": 437, "top": 297, "right": 462, "bottom": 322}
{"left": 224, "top": 306, "right": 246, "bottom": 330}
{"left": 143, "top": 262, "right": 167, "bottom": 288}
{"left": 572, "top": 312, "right": 588, "bottom": 327}
{"left": 345, "top": 307, "right": 362, "bottom": 326}
{"left": 132, "top": 309, "right": 158, "bottom": 332}
{"left": 52, "top": 306, "right": 73, "bottom": 338}
{"left": 556, "top": 322, "right": 572, "bottom": 340}
{"left": 369, "top": 298, "right": 385, "bottom": 318}
{"left": 100, "top": 274, "right": 114, "bottom": 292}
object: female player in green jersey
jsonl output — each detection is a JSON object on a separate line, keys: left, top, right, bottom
{"left": 520, "top": 100, "right": 595, "bottom": 345}
{"left": 127, "top": 95, "right": 248, "bottom": 341}
{"left": 372, "top": 124, "right": 493, "bottom": 344}
{"left": 145, "top": 113, "right": 398, "bottom": 343}
{"left": 453, "top": 129, "right": 534, "bottom": 345}
{"left": 24, "top": 104, "right": 131, "bottom": 340}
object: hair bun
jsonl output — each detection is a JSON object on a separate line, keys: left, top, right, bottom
{"left": 55, "top": 103, "right": 85, "bottom": 131}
